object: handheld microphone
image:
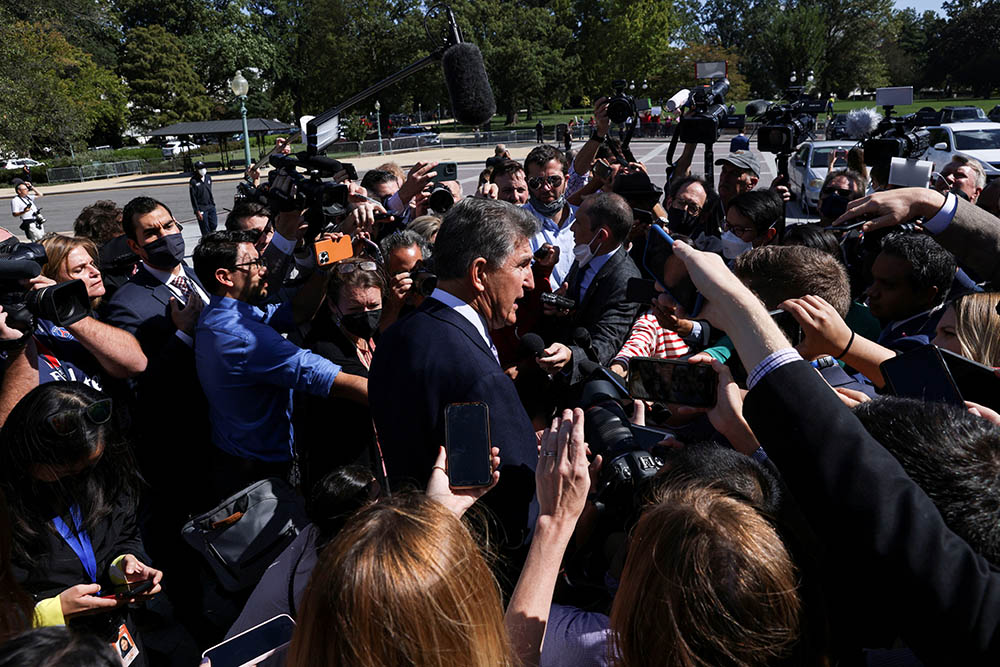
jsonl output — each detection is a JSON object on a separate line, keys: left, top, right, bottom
{"left": 846, "top": 107, "right": 882, "bottom": 139}
{"left": 441, "top": 42, "right": 497, "bottom": 127}
{"left": 572, "top": 327, "right": 600, "bottom": 363}
{"left": 665, "top": 89, "right": 690, "bottom": 112}
{"left": 744, "top": 99, "right": 772, "bottom": 117}
{"left": 520, "top": 333, "right": 546, "bottom": 358}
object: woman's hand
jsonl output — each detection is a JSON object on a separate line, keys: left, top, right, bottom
{"left": 426, "top": 445, "right": 500, "bottom": 518}
{"left": 536, "top": 408, "right": 591, "bottom": 531}
{"left": 780, "top": 295, "right": 853, "bottom": 360}
{"left": 119, "top": 554, "right": 163, "bottom": 598}
{"left": 58, "top": 583, "right": 121, "bottom": 618}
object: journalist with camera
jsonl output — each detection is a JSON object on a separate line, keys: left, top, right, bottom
{"left": 10, "top": 182, "right": 45, "bottom": 241}
{"left": 378, "top": 230, "right": 434, "bottom": 330}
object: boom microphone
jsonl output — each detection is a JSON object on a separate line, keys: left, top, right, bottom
{"left": 441, "top": 42, "right": 497, "bottom": 127}
{"left": 846, "top": 107, "right": 882, "bottom": 140}
{"left": 745, "top": 99, "right": 772, "bottom": 117}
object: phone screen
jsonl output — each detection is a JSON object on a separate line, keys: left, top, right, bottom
{"left": 768, "top": 309, "right": 803, "bottom": 345}
{"left": 938, "top": 348, "right": 1000, "bottom": 412}
{"left": 203, "top": 615, "right": 296, "bottom": 667}
{"left": 643, "top": 226, "right": 703, "bottom": 317}
{"left": 880, "top": 345, "right": 964, "bottom": 405}
{"left": 627, "top": 357, "right": 717, "bottom": 406}
{"left": 444, "top": 403, "right": 492, "bottom": 488}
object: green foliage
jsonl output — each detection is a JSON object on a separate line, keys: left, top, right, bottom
{"left": 341, "top": 115, "right": 369, "bottom": 143}
{"left": 120, "top": 25, "right": 213, "bottom": 132}
{"left": 654, "top": 44, "right": 750, "bottom": 102}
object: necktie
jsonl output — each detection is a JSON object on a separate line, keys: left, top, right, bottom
{"left": 172, "top": 274, "right": 194, "bottom": 304}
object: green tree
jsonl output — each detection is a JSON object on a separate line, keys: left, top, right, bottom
{"left": 653, "top": 43, "right": 750, "bottom": 102}
{"left": 121, "top": 25, "right": 213, "bottom": 132}
{"left": 741, "top": 3, "right": 827, "bottom": 97}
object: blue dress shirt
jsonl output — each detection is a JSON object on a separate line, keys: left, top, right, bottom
{"left": 196, "top": 295, "right": 341, "bottom": 462}
{"left": 523, "top": 201, "right": 578, "bottom": 289}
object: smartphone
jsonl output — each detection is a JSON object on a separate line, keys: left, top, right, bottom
{"left": 768, "top": 309, "right": 803, "bottom": 345}
{"left": 938, "top": 348, "right": 1000, "bottom": 412}
{"left": 593, "top": 159, "right": 612, "bottom": 181}
{"left": 627, "top": 357, "right": 718, "bottom": 407}
{"left": 633, "top": 208, "right": 654, "bottom": 226}
{"left": 879, "top": 344, "right": 964, "bottom": 405}
{"left": 540, "top": 291, "right": 576, "bottom": 310}
{"left": 430, "top": 161, "right": 459, "bottom": 184}
{"left": 444, "top": 402, "right": 493, "bottom": 488}
{"left": 99, "top": 579, "right": 155, "bottom": 599}
{"left": 313, "top": 235, "right": 354, "bottom": 267}
{"left": 203, "top": 615, "right": 296, "bottom": 667}
{"left": 625, "top": 277, "right": 658, "bottom": 305}
{"left": 643, "top": 225, "right": 703, "bottom": 317}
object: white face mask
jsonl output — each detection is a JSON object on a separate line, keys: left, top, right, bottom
{"left": 198, "top": 168, "right": 207, "bottom": 178}
{"left": 721, "top": 230, "right": 753, "bottom": 260}
{"left": 572, "top": 235, "right": 601, "bottom": 267}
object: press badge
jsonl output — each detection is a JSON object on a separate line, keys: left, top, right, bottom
{"left": 114, "top": 624, "right": 139, "bottom": 666}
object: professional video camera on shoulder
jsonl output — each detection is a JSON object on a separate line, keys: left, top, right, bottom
{"left": 0, "top": 241, "right": 91, "bottom": 335}
{"left": 748, "top": 90, "right": 824, "bottom": 155}
{"left": 678, "top": 78, "right": 730, "bottom": 145}
{"left": 858, "top": 87, "right": 936, "bottom": 171}
{"left": 262, "top": 152, "right": 363, "bottom": 242}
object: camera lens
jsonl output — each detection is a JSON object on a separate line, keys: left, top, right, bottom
{"left": 607, "top": 97, "right": 633, "bottom": 125}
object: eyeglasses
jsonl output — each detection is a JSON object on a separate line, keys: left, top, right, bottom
{"left": 334, "top": 260, "right": 379, "bottom": 274}
{"left": 672, "top": 200, "right": 702, "bottom": 216}
{"left": 527, "top": 175, "right": 564, "bottom": 190}
{"left": 821, "top": 186, "right": 853, "bottom": 198}
{"left": 45, "top": 399, "right": 113, "bottom": 436}
{"left": 722, "top": 221, "right": 756, "bottom": 236}
{"left": 233, "top": 257, "right": 265, "bottom": 271}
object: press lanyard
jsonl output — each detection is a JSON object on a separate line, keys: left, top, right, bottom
{"left": 52, "top": 505, "right": 98, "bottom": 583}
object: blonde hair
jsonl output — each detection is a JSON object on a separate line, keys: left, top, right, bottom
{"left": 954, "top": 292, "right": 1000, "bottom": 366}
{"left": 287, "top": 493, "right": 512, "bottom": 667}
{"left": 610, "top": 485, "right": 801, "bottom": 667}
{"left": 40, "top": 234, "right": 103, "bottom": 309}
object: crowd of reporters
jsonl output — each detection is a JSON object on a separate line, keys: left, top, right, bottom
{"left": 3, "top": 92, "right": 1000, "bottom": 667}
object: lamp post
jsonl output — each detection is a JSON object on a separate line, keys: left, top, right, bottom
{"left": 229, "top": 70, "right": 252, "bottom": 169}
{"left": 418, "top": 103, "right": 422, "bottom": 124}
{"left": 374, "top": 100, "right": 384, "bottom": 155}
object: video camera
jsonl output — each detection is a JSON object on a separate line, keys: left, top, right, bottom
{"left": 678, "top": 78, "right": 730, "bottom": 145}
{"left": 0, "top": 242, "right": 92, "bottom": 333}
{"left": 752, "top": 98, "right": 824, "bottom": 155}
{"left": 862, "top": 110, "right": 936, "bottom": 171}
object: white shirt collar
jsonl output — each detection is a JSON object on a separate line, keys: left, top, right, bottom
{"left": 430, "top": 288, "right": 494, "bottom": 352}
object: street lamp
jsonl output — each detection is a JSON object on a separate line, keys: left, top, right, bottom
{"left": 418, "top": 103, "right": 422, "bottom": 124}
{"left": 374, "top": 100, "right": 383, "bottom": 155}
{"left": 229, "top": 70, "right": 252, "bottom": 169}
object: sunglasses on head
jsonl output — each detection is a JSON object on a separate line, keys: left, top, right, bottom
{"left": 45, "top": 398, "right": 113, "bottom": 436}
{"left": 334, "top": 260, "right": 379, "bottom": 275}
{"left": 527, "top": 175, "right": 564, "bottom": 190}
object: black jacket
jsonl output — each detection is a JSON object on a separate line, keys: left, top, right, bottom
{"left": 189, "top": 174, "right": 215, "bottom": 212}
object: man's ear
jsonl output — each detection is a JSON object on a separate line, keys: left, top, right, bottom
{"left": 215, "top": 267, "right": 235, "bottom": 290}
{"left": 749, "top": 175, "right": 760, "bottom": 189}
{"left": 469, "top": 257, "right": 489, "bottom": 293}
{"left": 762, "top": 227, "right": 777, "bottom": 245}
{"left": 126, "top": 238, "right": 142, "bottom": 257}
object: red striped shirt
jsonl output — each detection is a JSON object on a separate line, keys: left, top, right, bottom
{"left": 613, "top": 313, "right": 690, "bottom": 364}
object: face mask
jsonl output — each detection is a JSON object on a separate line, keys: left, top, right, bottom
{"left": 721, "top": 230, "right": 754, "bottom": 260}
{"left": 819, "top": 193, "right": 850, "bottom": 221}
{"left": 340, "top": 309, "right": 381, "bottom": 339}
{"left": 529, "top": 195, "right": 566, "bottom": 217}
{"left": 666, "top": 206, "right": 697, "bottom": 234}
{"left": 573, "top": 235, "right": 601, "bottom": 268}
{"left": 198, "top": 168, "right": 208, "bottom": 178}
{"left": 141, "top": 233, "right": 185, "bottom": 269}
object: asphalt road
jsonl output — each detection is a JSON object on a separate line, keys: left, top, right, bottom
{"left": 16, "top": 139, "right": 810, "bottom": 248}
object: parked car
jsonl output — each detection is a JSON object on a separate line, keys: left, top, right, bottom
{"left": 825, "top": 114, "right": 849, "bottom": 140}
{"left": 788, "top": 140, "right": 857, "bottom": 213}
{"left": 392, "top": 126, "right": 440, "bottom": 145}
{"left": 3, "top": 157, "right": 45, "bottom": 170}
{"left": 988, "top": 105, "right": 1000, "bottom": 123}
{"left": 938, "top": 106, "right": 988, "bottom": 124}
{"left": 161, "top": 140, "right": 200, "bottom": 158}
{"left": 921, "top": 122, "right": 1000, "bottom": 178}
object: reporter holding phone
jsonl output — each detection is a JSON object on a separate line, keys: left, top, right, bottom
{"left": 0, "top": 383, "right": 160, "bottom": 658}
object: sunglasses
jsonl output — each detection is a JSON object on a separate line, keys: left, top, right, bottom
{"left": 334, "top": 260, "right": 379, "bottom": 274}
{"left": 821, "top": 187, "right": 853, "bottom": 198}
{"left": 45, "top": 398, "right": 113, "bottom": 436}
{"left": 527, "top": 175, "right": 564, "bottom": 190}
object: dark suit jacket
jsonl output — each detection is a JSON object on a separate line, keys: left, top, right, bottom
{"left": 548, "top": 245, "right": 641, "bottom": 383}
{"left": 744, "top": 360, "right": 1000, "bottom": 665}
{"left": 369, "top": 296, "right": 537, "bottom": 542}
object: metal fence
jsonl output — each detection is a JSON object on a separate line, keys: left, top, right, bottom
{"left": 46, "top": 160, "right": 145, "bottom": 183}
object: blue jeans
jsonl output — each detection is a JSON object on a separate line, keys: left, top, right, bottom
{"left": 199, "top": 206, "right": 218, "bottom": 236}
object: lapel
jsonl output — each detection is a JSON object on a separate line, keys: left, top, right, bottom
{"left": 133, "top": 263, "right": 205, "bottom": 309}
{"left": 422, "top": 298, "right": 496, "bottom": 362}
{"left": 578, "top": 246, "right": 624, "bottom": 312}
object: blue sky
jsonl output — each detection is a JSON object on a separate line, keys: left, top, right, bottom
{"left": 894, "top": 0, "right": 944, "bottom": 15}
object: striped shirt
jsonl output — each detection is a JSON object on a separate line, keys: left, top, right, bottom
{"left": 613, "top": 313, "right": 690, "bottom": 365}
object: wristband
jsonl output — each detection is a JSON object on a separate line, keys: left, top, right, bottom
{"left": 835, "top": 330, "right": 856, "bottom": 360}
{"left": 589, "top": 131, "right": 606, "bottom": 142}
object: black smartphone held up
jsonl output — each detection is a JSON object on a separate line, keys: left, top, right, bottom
{"left": 444, "top": 402, "right": 493, "bottom": 489}
{"left": 938, "top": 348, "right": 1000, "bottom": 412}
{"left": 202, "top": 614, "right": 296, "bottom": 667}
{"left": 627, "top": 357, "right": 718, "bottom": 407}
{"left": 593, "top": 158, "right": 612, "bottom": 181}
{"left": 99, "top": 579, "right": 155, "bottom": 600}
{"left": 540, "top": 291, "right": 576, "bottom": 310}
{"left": 643, "top": 225, "right": 703, "bottom": 318}
{"left": 430, "top": 161, "right": 459, "bottom": 184}
{"left": 880, "top": 344, "right": 965, "bottom": 405}
{"left": 625, "top": 277, "right": 658, "bottom": 305}
{"left": 768, "top": 309, "right": 803, "bottom": 345}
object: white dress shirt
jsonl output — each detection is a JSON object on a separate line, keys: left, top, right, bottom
{"left": 430, "top": 288, "right": 500, "bottom": 366}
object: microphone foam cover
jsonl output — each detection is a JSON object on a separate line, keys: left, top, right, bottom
{"left": 846, "top": 107, "right": 882, "bottom": 139}
{"left": 745, "top": 99, "right": 771, "bottom": 117}
{"left": 441, "top": 43, "right": 496, "bottom": 127}
{"left": 520, "top": 333, "right": 545, "bottom": 357}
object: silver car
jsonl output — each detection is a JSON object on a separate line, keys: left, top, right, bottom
{"left": 788, "top": 140, "right": 857, "bottom": 213}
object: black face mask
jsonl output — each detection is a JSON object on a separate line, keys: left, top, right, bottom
{"left": 340, "top": 309, "right": 381, "bottom": 339}
{"left": 666, "top": 206, "right": 698, "bottom": 234}
{"left": 141, "top": 233, "right": 185, "bottom": 269}
{"left": 820, "top": 193, "right": 850, "bottom": 221}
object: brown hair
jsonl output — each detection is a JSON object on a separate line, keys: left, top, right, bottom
{"left": 73, "top": 200, "right": 122, "bottom": 245}
{"left": 286, "top": 493, "right": 512, "bottom": 667}
{"left": 326, "top": 258, "right": 386, "bottom": 305}
{"left": 610, "top": 486, "right": 801, "bottom": 667}
{"left": 953, "top": 292, "right": 1000, "bottom": 366}
{"left": 376, "top": 161, "right": 406, "bottom": 184}
{"left": 733, "top": 245, "right": 851, "bottom": 318}
{"left": 40, "top": 234, "right": 103, "bottom": 309}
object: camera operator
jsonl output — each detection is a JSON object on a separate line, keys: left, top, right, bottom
{"left": 10, "top": 182, "right": 44, "bottom": 241}
{"left": 523, "top": 145, "right": 577, "bottom": 289}
{"left": 380, "top": 160, "right": 440, "bottom": 225}
{"left": 537, "top": 192, "right": 641, "bottom": 382}
{"left": 568, "top": 97, "right": 612, "bottom": 197}
{"left": 378, "top": 230, "right": 431, "bottom": 330}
